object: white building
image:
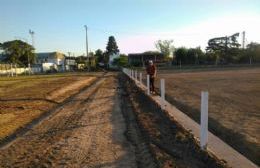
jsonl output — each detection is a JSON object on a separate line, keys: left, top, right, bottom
{"left": 36, "top": 52, "right": 65, "bottom": 72}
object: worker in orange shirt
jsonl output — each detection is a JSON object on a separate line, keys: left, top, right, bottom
{"left": 146, "top": 60, "right": 157, "bottom": 94}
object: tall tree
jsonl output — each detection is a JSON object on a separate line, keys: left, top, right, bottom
{"left": 155, "top": 40, "right": 174, "bottom": 58}
{"left": 206, "top": 33, "right": 240, "bottom": 64}
{"left": 175, "top": 47, "right": 188, "bottom": 65}
{"left": 0, "top": 40, "right": 35, "bottom": 65}
{"left": 106, "top": 36, "right": 119, "bottom": 55}
{"left": 105, "top": 36, "right": 119, "bottom": 66}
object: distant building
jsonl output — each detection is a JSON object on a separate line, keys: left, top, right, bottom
{"left": 128, "top": 52, "right": 165, "bottom": 67}
{"left": 36, "top": 52, "right": 65, "bottom": 72}
{"left": 65, "top": 56, "right": 76, "bottom": 71}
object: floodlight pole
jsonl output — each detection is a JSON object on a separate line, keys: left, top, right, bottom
{"left": 84, "top": 25, "right": 90, "bottom": 71}
{"left": 29, "top": 29, "right": 35, "bottom": 75}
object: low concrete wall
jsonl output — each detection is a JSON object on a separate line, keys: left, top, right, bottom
{"left": 122, "top": 68, "right": 258, "bottom": 168}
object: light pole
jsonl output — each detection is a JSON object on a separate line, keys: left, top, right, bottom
{"left": 29, "top": 29, "right": 35, "bottom": 75}
{"left": 84, "top": 25, "right": 90, "bottom": 71}
{"left": 29, "top": 29, "right": 35, "bottom": 47}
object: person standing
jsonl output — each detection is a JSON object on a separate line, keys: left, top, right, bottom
{"left": 146, "top": 60, "right": 157, "bottom": 94}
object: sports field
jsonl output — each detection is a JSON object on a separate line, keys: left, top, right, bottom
{"left": 155, "top": 67, "right": 260, "bottom": 164}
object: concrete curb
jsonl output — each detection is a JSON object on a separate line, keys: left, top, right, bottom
{"left": 124, "top": 70, "right": 258, "bottom": 168}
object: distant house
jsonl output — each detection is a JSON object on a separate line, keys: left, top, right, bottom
{"left": 36, "top": 52, "right": 65, "bottom": 72}
{"left": 128, "top": 52, "right": 165, "bottom": 67}
{"left": 65, "top": 56, "right": 76, "bottom": 71}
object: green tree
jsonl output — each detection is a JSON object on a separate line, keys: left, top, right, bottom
{"left": 105, "top": 36, "right": 119, "bottom": 66}
{"left": 175, "top": 47, "right": 188, "bottom": 65}
{"left": 186, "top": 48, "right": 197, "bottom": 64}
{"left": 94, "top": 49, "right": 104, "bottom": 63}
{"left": 194, "top": 47, "right": 206, "bottom": 64}
{"left": 206, "top": 33, "right": 241, "bottom": 64}
{"left": 245, "top": 42, "right": 260, "bottom": 63}
{"left": 155, "top": 40, "right": 174, "bottom": 58}
{"left": 0, "top": 40, "right": 35, "bottom": 65}
{"left": 106, "top": 36, "right": 119, "bottom": 55}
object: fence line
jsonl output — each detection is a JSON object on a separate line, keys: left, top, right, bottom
{"left": 122, "top": 67, "right": 258, "bottom": 168}
{"left": 123, "top": 67, "right": 209, "bottom": 150}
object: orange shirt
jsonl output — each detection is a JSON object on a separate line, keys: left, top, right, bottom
{"left": 146, "top": 64, "right": 156, "bottom": 76}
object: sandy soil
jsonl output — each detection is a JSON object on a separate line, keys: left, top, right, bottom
{"left": 155, "top": 68, "right": 260, "bottom": 165}
{"left": 0, "top": 73, "right": 99, "bottom": 142}
{"left": 46, "top": 77, "right": 95, "bottom": 102}
{"left": 0, "top": 73, "right": 137, "bottom": 168}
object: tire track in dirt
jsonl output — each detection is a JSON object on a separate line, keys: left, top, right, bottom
{"left": 0, "top": 73, "right": 105, "bottom": 149}
{"left": 0, "top": 73, "right": 137, "bottom": 168}
{"left": 0, "top": 75, "right": 106, "bottom": 167}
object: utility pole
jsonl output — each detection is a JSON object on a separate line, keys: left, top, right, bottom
{"left": 29, "top": 29, "right": 35, "bottom": 75}
{"left": 29, "top": 29, "right": 35, "bottom": 47}
{"left": 242, "top": 31, "right": 245, "bottom": 49}
{"left": 84, "top": 25, "right": 90, "bottom": 71}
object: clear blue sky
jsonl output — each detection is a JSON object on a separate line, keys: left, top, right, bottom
{"left": 1, "top": 0, "right": 260, "bottom": 55}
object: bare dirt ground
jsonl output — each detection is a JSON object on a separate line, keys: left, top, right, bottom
{"left": 121, "top": 74, "right": 228, "bottom": 168}
{"left": 0, "top": 71, "right": 237, "bottom": 168}
{"left": 155, "top": 68, "right": 260, "bottom": 165}
{"left": 0, "top": 73, "right": 101, "bottom": 143}
{"left": 0, "top": 73, "right": 137, "bottom": 168}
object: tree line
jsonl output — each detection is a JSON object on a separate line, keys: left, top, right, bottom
{"left": 158, "top": 33, "right": 260, "bottom": 65}
{"left": 1, "top": 33, "right": 259, "bottom": 68}
{"left": 0, "top": 36, "right": 127, "bottom": 68}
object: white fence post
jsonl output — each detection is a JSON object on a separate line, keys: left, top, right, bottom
{"left": 147, "top": 75, "right": 150, "bottom": 95}
{"left": 136, "top": 71, "right": 138, "bottom": 81}
{"left": 200, "top": 91, "right": 208, "bottom": 150}
{"left": 139, "top": 73, "right": 142, "bottom": 85}
{"left": 160, "top": 79, "right": 165, "bottom": 107}
{"left": 135, "top": 70, "right": 137, "bottom": 81}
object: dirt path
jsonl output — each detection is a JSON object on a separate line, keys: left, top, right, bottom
{"left": 0, "top": 73, "right": 137, "bottom": 168}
